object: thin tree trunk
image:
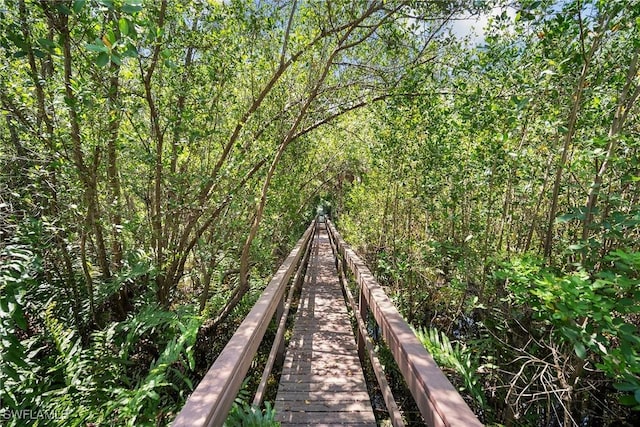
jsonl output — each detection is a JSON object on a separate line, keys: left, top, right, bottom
{"left": 581, "top": 48, "right": 640, "bottom": 242}
{"left": 106, "top": 58, "right": 124, "bottom": 270}
{"left": 524, "top": 148, "right": 556, "bottom": 253}
{"left": 543, "top": 14, "right": 606, "bottom": 259}
{"left": 139, "top": 0, "right": 168, "bottom": 305}
{"left": 60, "top": 10, "right": 111, "bottom": 278}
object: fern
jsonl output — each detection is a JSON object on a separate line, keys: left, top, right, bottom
{"left": 108, "top": 313, "right": 202, "bottom": 426}
{"left": 0, "top": 245, "right": 37, "bottom": 413}
{"left": 224, "top": 379, "right": 280, "bottom": 427}
{"left": 225, "top": 401, "right": 279, "bottom": 427}
{"left": 414, "top": 326, "right": 485, "bottom": 407}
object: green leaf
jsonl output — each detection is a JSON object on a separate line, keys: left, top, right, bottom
{"left": 119, "top": 18, "right": 129, "bottom": 36}
{"left": 556, "top": 213, "right": 576, "bottom": 223}
{"left": 620, "top": 394, "right": 638, "bottom": 406}
{"left": 122, "top": 1, "right": 143, "bottom": 14}
{"left": 122, "top": 43, "right": 138, "bottom": 58}
{"left": 574, "top": 341, "right": 587, "bottom": 359}
{"left": 86, "top": 42, "right": 108, "bottom": 53}
{"left": 5, "top": 347, "right": 28, "bottom": 369}
{"left": 614, "top": 382, "right": 639, "bottom": 392}
{"left": 1, "top": 363, "right": 20, "bottom": 381}
{"left": 617, "top": 298, "right": 635, "bottom": 308}
{"left": 96, "top": 52, "right": 110, "bottom": 67}
{"left": 55, "top": 3, "right": 72, "bottom": 15}
{"left": 98, "top": 0, "right": 114, "bottom": 9}
{"left": 10, "top": 304, "right": 27, "bottom": 330}
{"left": 37, "top": 38, "right": 57, "bottom": 49}
{"left": 105, "top": 30, "right": 116, "bottom": 45}
{"left": 72, "top": 0, "right": 86, "bottom": 13}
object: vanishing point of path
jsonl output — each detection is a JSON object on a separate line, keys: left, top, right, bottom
{"left": 274, "top": 225, "right": 376, "bottom": 426}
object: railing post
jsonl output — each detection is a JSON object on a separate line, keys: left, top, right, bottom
{"left": 275, "top": 297, "right": 286, "bottom": 363}
{"left": 357, "top": 283, "right": 368, "bottom": 364}
{"left": 275, "top": 298, "right": 284, "bottom": 329}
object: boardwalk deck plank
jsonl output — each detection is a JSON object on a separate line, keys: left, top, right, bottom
{"left": 275, "top": 226, "right": 376, "bottom": 426}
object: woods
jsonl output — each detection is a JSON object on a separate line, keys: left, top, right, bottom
{"left": 1, "top": 0, "right": 639, "bottom": 426}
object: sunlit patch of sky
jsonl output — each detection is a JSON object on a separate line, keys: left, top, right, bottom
{"left": 448, "top": 1, "right": 602, "bottom": 46}
{"left": 448, "top": 5, "right": 517, "bottom": 46}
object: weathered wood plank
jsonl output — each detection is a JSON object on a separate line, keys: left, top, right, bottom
{"left": 277, "top": 382, "right": 369, "bottom": 393}
{"left": 275, "top": 391, "right": 371, "bottom": 402}
{"left": 277, "top": 401, "right": 374, "bottom": 412}
{"left": 275, "top": 227, "right": 376, "bottom": 427}
{"left": 277, "top": 411, "right": 377, "bottom": 424}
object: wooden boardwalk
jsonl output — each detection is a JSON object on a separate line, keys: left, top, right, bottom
{"left": 173, "top": 219, "right": 482, "bottom": 427}
{"left": 275, "top": 225, "right": 376, "bottom": 426}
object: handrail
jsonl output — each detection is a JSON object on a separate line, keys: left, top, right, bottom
{"left": 326, "top": 220, "right": 483, "bottom": 427}
{"left": 172, "top": 221, "right": 315, "bottom": 427}
{"left": 252, "top": 222, "right": 314, "bottom": 406}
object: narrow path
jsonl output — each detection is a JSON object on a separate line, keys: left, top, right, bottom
{"left": 275, "top": 225, "right": 376, "bottom": 426}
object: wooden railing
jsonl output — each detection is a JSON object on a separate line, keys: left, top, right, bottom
{"left": 326, "top": 220, "right": 483, "bottom": 427}
{"left": 172, "top": 221, "right": 315, "bottom": 427}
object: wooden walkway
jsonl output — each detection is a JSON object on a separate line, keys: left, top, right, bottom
{"left": 274, "top": 225, "right": 376, "bottom": 426}
{"left": 172, "top": 219, "right": 482, "bottom": 427}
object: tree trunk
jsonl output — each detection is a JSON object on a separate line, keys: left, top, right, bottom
{"left": 581, "top": 48, "right": 640, "bottom": 243}
{"left": 60, "top": 10, "right": 111, "bottom": 279}
{"left": 543, "top": 17, "right": 605, "bottom": 259}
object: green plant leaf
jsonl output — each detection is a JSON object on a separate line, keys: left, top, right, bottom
{"left": 86, "top": 42, "right": 108, "bottom": 53}
{"left": 119, "top": 18, "right": 129, "bottom": 36}
{"left": 72, "top": 0, "right": 86, "bottom": 13}
{"left": 122, "top": 1, "right": 143, "bottom": 14}
{"left": 574, "top": 341, "right": 587, "bottom": 359}
{"left": 96, "top": 52, "right": 110, "bottom": 67}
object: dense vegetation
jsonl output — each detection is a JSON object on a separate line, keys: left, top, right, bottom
{"left": 0, "top": 0, "right": 638, "bottom": 426}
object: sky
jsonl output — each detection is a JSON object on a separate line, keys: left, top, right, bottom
{"left": 448, "top": 6, "right": 518, "bottom": 46}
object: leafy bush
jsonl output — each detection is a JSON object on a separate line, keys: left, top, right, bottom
{"left": 0, "top": 245, "right": 39, "bottom": 412}
{"left": 0, "top": 248, "right": 202, "bottom": 427}
{"left": 497, "top": 250, "right": 640, "bottom": 410}
{"left": 107, "top": 309, "right": 201, "bottom": 425}
{"left": 225, "top": 401, "right": 279, "bottom": 427}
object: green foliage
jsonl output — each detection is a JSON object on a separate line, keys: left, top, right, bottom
{"left": 225, "top": 380, "right": 280, "bottom": 427}
{"left": 497, "top": 250, "right": 640, "bottom": 409}
{"left": 413, "top": 326, "right": 486, "bottom": 408}
{"left": 0, "top": 245, "right": 38, "bottom": 410}
{"left": 2, "top": 287, "right": 201, "bottom": 426}
{"left": 108, "top": 311, "right": 201, "bottom": 425}
{"left": 225, "top": 401, "right": 279, "bottom": 427}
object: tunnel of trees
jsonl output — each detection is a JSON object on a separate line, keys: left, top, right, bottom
{"left": 1, "top": 0, "right": 639, "bottom": 425}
